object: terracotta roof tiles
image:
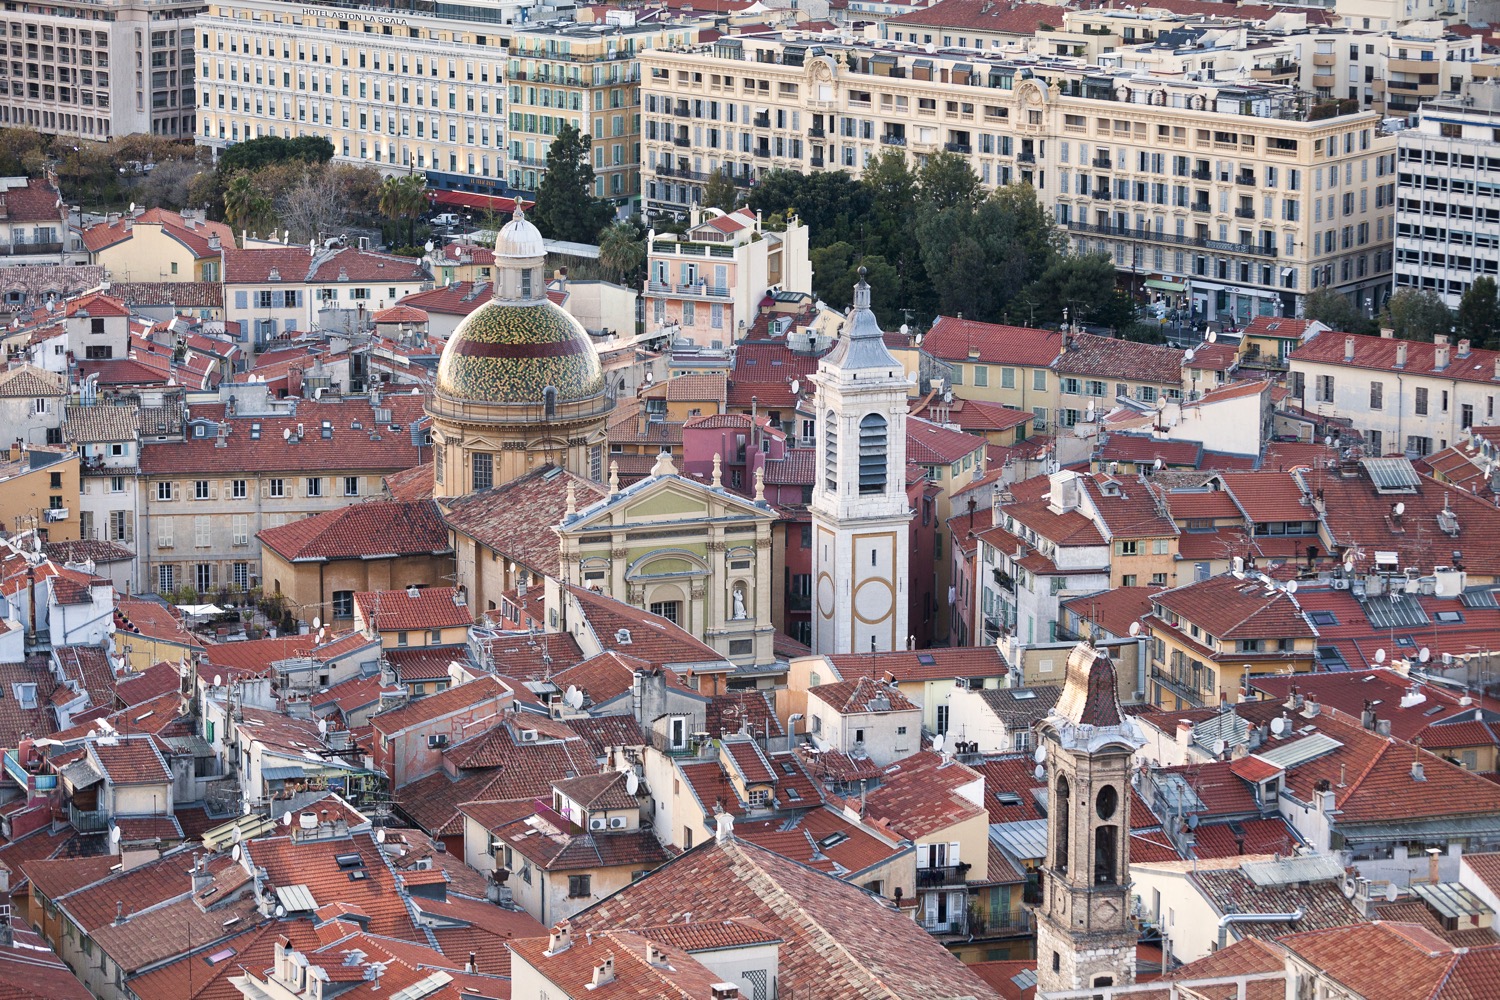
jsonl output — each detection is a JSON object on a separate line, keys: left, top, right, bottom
{"left": 355, "top": 586, "right": 473, "bottom": 632}
{"left": 921, "top": 317, "right": 1062, "bottom": 367}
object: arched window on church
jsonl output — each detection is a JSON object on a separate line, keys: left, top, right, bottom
{"left": 543, "top": 386, "right": 557, "bottom": 419}
{"left": 1094, "top": 825, "right": 1119, "bottom": 885}
{"left": 1054, "top": 774, "right": 1070, "bottom": 874}
{"left": 824, "top": 410, "right": 838, "bottom": 491}
{"left": 858, "top": 413, "right": 887, "bottom": 495}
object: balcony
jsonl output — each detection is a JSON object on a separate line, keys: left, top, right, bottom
{"left": 1066, "top": 219, "right": 1277, "bottom": 258}
{"left": 753, "top": 148, "right": 769, "bottom": 158}
{"left": 810, "top": 156, "right": 824, "bottom": 167}
{"left": 0, "top": 242, "right": 63, "bottom": 257}
{"left": 1092, "top": 156, "right": 1112, "bottom": 169}
{"left": 69, "top": 802, "right": 108, "bottom": 833}
{"left": 1150, "top": 665, "right": 1211, "bottom": 708}
{"left": 672, "top": 136, "right": 690, "bottom": 147}
{"left": 917, "top": 863, "right": 973, "bottom": 888}
{"left": 1091, "top": 189, "right": 1112, "bottom": 200}
{"left": 1251, "top": 61, "right": 1298, "bottom": 81}
{"left": 1191, "top": 168, "right": 1211, "bottom": 180}
{"left": 1234, "top": 207, "right": 1256, "bottom": 219}
{"left": 808, "top": 125, "right": 825, "bottom": 138}
{"left": 753, "top": 114, "right": 771, "bottom": 128}
{"left": 1190, "top": 200, "right": 1212, "bottom": 213}
{"left": 646, "top": 280, "right": 731, "bottom": 300}
{"left": 673, "top": 106, "right": 692, "bottom": 117}
{"left": 787, "top": 593, "right": 811, "bottom": 613}
{"left": 945, "top": 142, "right": 972, "bottom": 154}
{"left": 649, "top": 730, "right": 714, "bottom": 759}
{"left": 1236, "top": 174, "right": 1256, "bottom": 186}
{"left": 881, "top": 134, "right": 907, "bottom": 146}
{"left": 1312, "top": 51, "right": 1337, "bottom": 67}
{"left": 1018, "top": 151, "right": 1036, "bottom": 163}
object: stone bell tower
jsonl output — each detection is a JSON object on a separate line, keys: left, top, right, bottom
{"left": 1034, "top": 641, "right": 1143, "bottom": 997}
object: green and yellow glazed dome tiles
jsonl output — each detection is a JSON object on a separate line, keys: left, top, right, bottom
{"left": 436, "top": 300, "right": 605, "bottom": 404}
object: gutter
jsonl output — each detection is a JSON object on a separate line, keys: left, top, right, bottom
{"left": 1218, "top": 908, "right": 1303, "bottom": 949}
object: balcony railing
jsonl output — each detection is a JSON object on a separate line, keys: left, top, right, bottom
{"left": 649, "top": 241, "right": 735, "bottom": 258}
{"left": 1234, "top": 207, "right": 1256, "bottom": 219}
{"left": 1191, "top": 168, "right": 1212, "bottom": 180}
{"left": 945, "top": 142, "right": 972, "bottom": 154}
{"left": 1190, "top": 201, "right": 1212, "bottom": 213}
{"left": 1150, "top": 665, "right": 1211, "bottom": 708}
{"left": 672, "top": 136, "right": 690, "bottom": 147}
{"left": 69, "top": 802, "right": 108, "bottom": 833}
{"left": 0, "top": 242, "right": 63, "bottom": 256}
{"left": 810, "top": 156, "right": 824, "bottom": 167}
{"left": 1091, "top": 189, "right": 1112, "bottom": 200}
{"left": 649, "top": 731, "right": 714, "bottom": 758}
{"left": 646, "top": 280, "right": 731, "bottom": 299}
{"left": 808, "top": 126, "right": 825, "bottom": 138}
{"left": 1067, "top": 220, "right": 1277, "bottom": 258}
{"left": 1018, "top": 151, "right": 1036, "bottom": 163}
{"left": 753, "top": 115, "right": 771, "bottom": 128}
{"left": 1236, "top": 175, "right": 1257, "bottom": 186}
{"left": 881, "top": 134, "right": 907, "bottom": 146}
{"left": 917, "top": 863, "right": 972, "bottom": 888}
{"left": 787, "top": 593, "right": 811, "bottom": 612}
{"left": 1092, "top": 156, "right": 1112, "bottom": 169}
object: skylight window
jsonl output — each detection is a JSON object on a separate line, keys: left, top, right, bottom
{"left": 818, "top": 832, "right": 849, "bottom": 850}
{"left": 1308, "top": 611, "right": 1339, "bottom": 627}
{"left": 916, "top": 653, "right": 936, "bottom": 666}
{"left": 1435, "top": 610, "right": 1464, "bottom": 624}
{"left": 205, "top": 948, "right": 236, "bottom": 966}
{"left": 1012, "top": 689, "right": 1037, "bottom": 700}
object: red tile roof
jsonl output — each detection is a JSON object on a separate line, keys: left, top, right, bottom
{"left": 1062, "top": 586, "right": 1162, "bottom": 639}
{"left": 81, "top": 209, "right": 233, "bottom": 259}
{"left": 909, "top": 394, "right": 1033, "bottom": 434}
{"left": 824, "top": 645, "right": 1009, "bottom": 684}
{"left": 921, "top": 317, "right": 1062, "bottom": 367}
{"left": 858, "top": 755, "right": 986, "bottom": 839}
{"left": 736, "top": 807, "right": 904, "bottom": 877}
{"left": 886, "top": 0, "right": 1065, "bottom": 32}
{"left": 907, "top": 416, "right": 987, "bottom": 465}
{"left": 1292, "top": 330, "right": 1500, "bottom": 387}
{"left": 1055, "top": 333, "right": 1185, "bottom": 385}
{"left": 1316, "top": 467, "right": 1500, "bottom": 578}
{"left": 243, "top": 832, "right": 421, "bottom": 940}
{"left": 355, "top": 586, "right": 473, "bottom": 632}
{"left": 1152, "top": 574, "right": 1315, "bottom": 641}
{"left": 0, "top": 178, "right": 64, "bottom": 223}
{"left": 224, "top": 245, "right": 428, "bottom": 286}
{"left": 397, "top": 281, "right": 492, "bottom": 318}
{"left": 259, "top": 498, "right": 450, "bottom": 562}
{"left": 442, "top": 465, "right": 605, "bottom": 580}
{"left": 809, "top": 676, "right": 919, "bottom": 715}
{"left": 564, "top": 585, "right": 725, "bottom": 666}
{"left": 1279, "top": 921, "right": 1500, "bottom": 1000}
{"left": 370, "top": 676, "right": 509, "bottom": 737}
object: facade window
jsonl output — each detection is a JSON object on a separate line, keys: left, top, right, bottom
{"left": 195, "top": 479, "right": 210, "bottom": 499}
{"left": 1314, "top": 375, "right": 1335, "bottom": 403}
{"left": 344, "top": 476, "right": 360, "bottom": 496}
{"left": 269, "top": 478, "right": 285, "bottom": 497}
{"left": 158, "top": 564, "right": 175, "bottom": 593}
{"left": 306, "top": 477, "right": 323, "bottom": 497}
{"left": 333, "top": 591, "right": 354, "bottom": 617}
{"left": 1415, "top": 387, "right": 1429, "bottom": 415}
{"left": 472, "top": 452, "right": 494, "bottom": 491}
{"left": 568, "top": 874, "right": 591, "bottom": 897}
{"left": 1369, "top": 382, "right": 1383, "bottom": 410}
{"left": 858, "top": 413, "right": 888, "bottom": 495}
{"left": 157, "top": 481, "right": 173, "bottom": 501}
{"left": 232, "top": 479, "right": 247, "bottom": 499}
{"left": 232, "top": 562, "right": 250, "bottom": 589}
{"left": 649, "top": 600, "right": 681, "bottom": 624}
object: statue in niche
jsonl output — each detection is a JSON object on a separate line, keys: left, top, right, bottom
{"left": 732, "top": 584, "right": 747, "bottom": 620}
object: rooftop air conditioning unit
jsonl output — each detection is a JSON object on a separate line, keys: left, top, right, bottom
{"left": 608, "top": 816, "right": 627, "bottom": 829}
{"left": 590, "top": 817, "right": 607, "bottom": 831}
{"left": 519, "top": 729, "right": 538, "bottom": 743}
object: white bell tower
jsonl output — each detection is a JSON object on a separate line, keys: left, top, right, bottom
{"left": 809, "top": 269, "right": 913, "bottom": 655}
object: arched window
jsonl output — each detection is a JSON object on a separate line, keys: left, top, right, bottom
{"left": 543, "top": 385, "right": 557, "bottom": 418}
{"left": 1054, "top": 774, "right": 1070, "bottom": 874}
{"left": 858, "top": 413, "right": 887, "bottom": 494}
{"left": 824, "top": 410, "right": 838, "bottom": 491}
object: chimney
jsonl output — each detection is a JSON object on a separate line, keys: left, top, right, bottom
{"left": 1428, "top": 847, "right": 1442, "bottom": 884}
{"left": 1301, "top": 694, "right": 1321, "bottom": 718}
{"left": 1176, "top": 719, "right": 1194, "bottom": 764}
{"left": 466, "top": 953, "right": 476, "bottom": 975}
{"left": 1494, "top": 358, "right": 1500, "bottom": 381}
{"left": 715, "top": 811, "right": 736, "bottom": 843}
{"left": 1395, "top": 342, "right": 1407, "bottom": 368}
{"left": 547, "top": 922, "right": 572, "bottom": 955}
{"left": 1376, "top": 719, "right": 1392, "bottom": 737}
{"left": 645, "top": 943, "right": 672, "bottom": 969}
{"left": 711, "top": 986, "right": 741, "bottom": 1000}
{"left": 1435, "top": 342, "right": 1450, "bottom": 371}
{"left": 1458, "top": 338, "right": 1472, "bottom": 358}
{"left": 207, "top": 233, "right": 221, "bottom": 252}
{"left": 1343, "top": 335, "right": 1355, "bottom": 362}
{"left": 190, "top": 853, "right": 213, "bottom": 894}
{"left": 1411, "top": 759, "right": 1426, "bottom": 782}
{"left": 590, "top": 954, "right": 616, "bottom": 988}
{"left": 1361, "top": 700, "right": 1376, "bottom": 731}
{"left": 1379, "top": 327, "right": 1394, "bottom": 339}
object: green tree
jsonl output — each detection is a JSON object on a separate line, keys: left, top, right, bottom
{"left": 1027, "top": 253, "right": 1134, "bottom": 331}
{"left": 810, "top": 243, "right": 900, "bottom": 325}
{"left": 700, "top": 170, "right": 740, "bottom": 213}
{"left": 1382, "top": 288, "right": 1452, "bottom": 342}
{"left": 598, "top": 219, "right": 647, "bottom": 287}
{"left": 218, "top": 135, "right": 333, "bottom": 175}
{"left": 1456, "top": 276, "right": 1499, "bottom": 350}
{"left": 861, "top": 149, "right": 931, "bottom": 317}
{"left": 917, "top": 152, "right": 982, "bottom": 211}
{"left": 913, "top": 184, "right": 1062, "bottom": 323}
{"left": 223, "top": 173, "right": 273, "bottom": 235}
{"left": 0, "top": 129, "right": 46, "bottom": 176}
{"left": 378, "top": 173, "right": 427, "bottom": 249}
{"left": 533, "top": 124, "right": 614, "bottom": 244}
{"left": 746, "top": 169, "right": 870, "bottom": 249}
{"left": 1302, "top": 288, "right": 1373, "bottom": 334}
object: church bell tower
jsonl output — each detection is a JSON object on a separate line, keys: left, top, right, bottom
{"left": 1034, "top": 641, "right": 1143, "bottom": 997}
{"left": 808, "top": 269, "right": 913, "bottom": 655}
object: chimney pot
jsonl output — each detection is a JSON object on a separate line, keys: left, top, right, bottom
{"left": 1343, "top": 335, "right": 1355, "bottom": 362}
{"left": 1395, "top": 342, "right": 1407, "bottom": 368}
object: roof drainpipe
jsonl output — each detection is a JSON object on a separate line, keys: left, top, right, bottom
{"left": 1217, "top": 909, "right": 1303, "bottom": 950}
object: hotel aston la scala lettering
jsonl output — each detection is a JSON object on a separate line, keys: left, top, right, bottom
{"left": 300, "top": 6, "right": 410, "bottom": 25}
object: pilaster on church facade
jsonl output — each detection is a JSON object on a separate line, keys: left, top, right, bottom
{"left": 809, "top": 271, "right": 914, "bottom": 655}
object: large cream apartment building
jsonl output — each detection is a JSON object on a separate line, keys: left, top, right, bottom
{"left": 640, "top": 34, "right": 1396, "bottom": 323}
{"left": 0, "top": 0, "right": 200, "bottom": 139}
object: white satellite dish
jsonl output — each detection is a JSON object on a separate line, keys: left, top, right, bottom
{"left": 1420, "top": 647, "right": 1431, "bottom": 663}
{"left": 214, "top": 674, "right": 222, "bottom": 688}
{"left": 1434, "top": 582, "right": 1445, "bottom": 596}
{"left": 377, "top": 828, "right": 387, "bottom": 844}
{"left": 1286, "top": 580, "right": 1298, "bottom": 594}
{"left": 283, "top": 427, "right": 292, "bottom": 441}
{"left": 564, "top": 684, "right": 581, "bottom": 708}
{"left": 932, "top": 733, "right": 945, "bottom": 753}
{"left": 317, "top": 718, "right": 328, "bottom": 736}
{"left": 1207, "top": 330, "right": 1218, "bottom": 344}
{"left": 232, "top": 843, "right": 241, "bottom": 861}
{"left": 275, "top": 904, "right": 287, "bottom": 918}
{"left": 1153, "top": 458, "right": 1164, "bottom": 471}
{"left": 242, "top": 801, "right": 252, "bottom": 816}
{"left": 1386, "top": 883, "right": 1399, "bottom": 902}
{"left": 317, "top": 627, "right": 326, "bottom": 643}
{"left": 1344, "top": 559, "right": 1355, "bottom": 574}
{"left": 1375, "top": 648, "right": 1387, "bottom": 664}
{"left": 1394, "top": 502, "right": 1406, "bottom": 517}
{"left": 1129, "top": 621, "right": 1142, "bottom": 637}
{"left": 129, "top": 202, "right": 136, "bottom": 214}
{"left": 790, "top": 379, "right": 800, "bottom": 396}
{"left": 424, "top": 240, "right": 435, "bottom": 252}
{"left": 626, "top": 772, "right": 640, "bottom": 796}
{"left": 312, "top": 617, "right": 321, "bottom": 630}
{"left": 1270, "top": 717, "right": 1288, "bottom": 736}
{"left": 1214, "top": 738, "right": 1228, "bottom": 757}
{"left": 1033, "top": 745, "right": 1047, "bottom": 764}
{"left": 1033, "top": 763, "right": 1046, "bottom": 781}
{"left": 1184, "top": 348, "right": 1195, "bottom": 363}
{"left": 282, "top": 811, "right": 293, "bottom": 827}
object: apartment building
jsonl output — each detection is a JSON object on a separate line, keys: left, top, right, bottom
{"left": 135, "top": 386, "right": 427, "bottom": 598}
{"left": 0, "top": 0, "right": 200, "bottom": 139}
{"left": 194, "top": 0, "right": 513, "bottom": 191}
{"left": 1394, "top": 82, "right": 1500, "bottom": 308}
{"left": 644, "top": 206, "right": 812, "bottom": 344}
{"left": 507, "top": 18, "right": 702, "bottom": 203}
{"left": 639, "top": 33, "right": 1395, "bottom": 322}
{"left": 1289, "top": 330, "right": 1500, "bottom": 457}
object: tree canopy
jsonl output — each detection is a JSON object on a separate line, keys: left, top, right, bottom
{"left": 1456, "top": 277, "right": 1499, "bottom": 350}
{"left": 532, "top": 124, "right": 614, "bottom": 244}
{"left": 218, "top": 135, "right": 333, "bottom": 175}
{"left": 1382, "top": 289, "right": 1452, "bottom": 342}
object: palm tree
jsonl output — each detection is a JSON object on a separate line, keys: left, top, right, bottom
{"left": 223, "top": 173, "right": 271, "bottom": 235}
{"left": 378, "top": 173, "right": 427, "bottom": 249}
{"left": 598, "top": 220, "right": 646, "bottom": 287}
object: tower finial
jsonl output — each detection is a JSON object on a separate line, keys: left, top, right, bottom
{"left": 608, "top": 460, "right": 620, "bottom": 496}
{"left": 565, "top": 479, "right": 578, "bottom": 517}
{"left": 754, "top": 466, "right": 765, "bottom": 503}
{"left": 711, "top": 453, "right": 723, "bottom": 488}
{"left": 852, "top": 266, "right": 871, "bottom": 312}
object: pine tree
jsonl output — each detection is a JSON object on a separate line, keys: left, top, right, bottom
{"left": 532, "top": 124, "right": 614, "bottom": 244}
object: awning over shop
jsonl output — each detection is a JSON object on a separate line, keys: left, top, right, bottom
{"left": 1144, "top": 279, "right": 1187, "bottom": 293}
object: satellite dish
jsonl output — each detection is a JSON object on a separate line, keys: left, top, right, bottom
{"left": 129, "top": 202, "right": 136, "bottom": 214}
{"left": 282, "top": 811, "right": 293, "bottom": 826}
{"left": 1341, "top": 876, "right": 1358, "bottom": 899}
{"left": 626, "top": 772, "right": 640, "bottom": 796}
{"left": 275, "top": 904, "right": 287, "bottom": 918}
{"left": 312, "top": 617, "right": 321, "bottom": 630}
{"left": 377, "top": 829, "right": 388, "bottom": 844}
{"left": 214, "top": 674, "right": 222, "bottom": 688}
{"left": 565, "top": 685, "right": 581, "bottom": 708}
{"left": 1434, "top": 582, "right": 1445, "bottom": 596}
{"left": 1187, "top": 813, "right": 1200, "bottom": 830}
{"left": 1207, "top": 330, "right": 1218, "bottom": 344}
{"left": 1386, "top": 882, "right": 1399, "bottom": 902}
{"left": 1129, "top": 621, "right": 1142, "bottom": 637}
{"left": 1270, "top": 717, "right": 1288, "bottom": 736}
{"left": 424, "top": 240, "right": 435, "bottom": 252}
{"left": 317, "top": 718, "right": 328, "bottom": 736}
{"left": 1033, "top": 763, "right": 1046, "bottom": 781}
{"left": 1419, "top": 646, "right": 1432, "bottom": 664}
{"left": 932, "top": 733, "right": 945, "bottom": 753}
{"left": 317, "top": 627, "right": 326, "bottom": 643}
{"left": 790, "top": 379, "right": 800, "bottom": 396}
{"left": 1394, "top": 502, "right": 1406, "bottom": 517}
{"left": 232, "top": 844, "right": 241, "bottom": 862}
{"left": 1153, "top": 458, "right": 1164, "bottom": 471}
{"left": 1184, "top": 348, "right": 1195, "bottom": 363}
{"left": 1286, "top": 580, "right": 1298, "bottom": 594}
{"left": 1344, "top": 559, "right": 1355, "bottom": 574}
{"left": 1214, "top": 738, "right": 1228, "bottom": 757}
{"left": 1375, "top": 648, "right": 1387, "bottom": 664}
{"left": 242, "top": 801, "right": 251, "bottom": 816}
{"left": 283, "top": 428, "right": 292, "bottom": 441}
{"left": 1033, "top": 745, "right": 1047, "bottom": 764}
{"left": 1155, "top": 397, "right": 1168, "bottom": 411}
